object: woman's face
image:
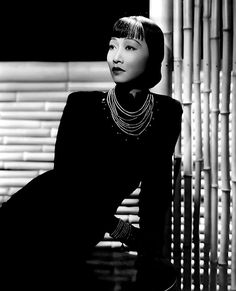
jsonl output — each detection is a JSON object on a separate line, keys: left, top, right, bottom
{"left": 107, "top": 37, "right": 149, "bottom": 85}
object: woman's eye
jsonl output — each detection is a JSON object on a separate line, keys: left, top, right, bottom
{"left": 108, "top": 43, "right": 116, "bottom": 50}
{"left": 126, "top": 46, "right": 136, "bottom": 51}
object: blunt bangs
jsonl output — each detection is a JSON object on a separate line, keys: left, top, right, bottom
{"left": 109, "top": 15, "right": 165, "bottom": 88}
{"left": 112, "top": 17, "right": 145, "bottom": 40}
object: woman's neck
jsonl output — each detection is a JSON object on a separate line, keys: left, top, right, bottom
{"left": 129, "top": 89, "right": 143, "bottom": 98}
{"left": 116, "top": 84, "right": 149, "bottom": 96}
{"left": 115, "top": 85, "right": 150, "bottom": 111}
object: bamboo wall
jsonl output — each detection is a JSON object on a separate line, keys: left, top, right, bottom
{"left": 150, "top": 0, "right": 236, "bottom": 291}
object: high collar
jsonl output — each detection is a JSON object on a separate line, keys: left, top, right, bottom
{"left": 114, "top": 85, "right": 150, "bottom": 112}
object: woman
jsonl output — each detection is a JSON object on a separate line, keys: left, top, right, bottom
{"left": 0, "top": 16, "right": 182, "bottom": 290}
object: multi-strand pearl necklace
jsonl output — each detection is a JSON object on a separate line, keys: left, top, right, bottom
{"left": 106, "top": 88, "right": 154, "bottom": 136}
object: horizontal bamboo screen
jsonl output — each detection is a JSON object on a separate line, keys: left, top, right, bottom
{"left": 0, "top": 61, "right": 140, "bottom": 288}
{"left": 0, "top": 61, "right": 112, "bottom": 196}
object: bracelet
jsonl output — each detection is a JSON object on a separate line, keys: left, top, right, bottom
{"left": 110, "top": 219, "right": 132, "bottom": 240}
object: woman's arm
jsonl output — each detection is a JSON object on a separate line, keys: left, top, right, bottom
{"left": 54, "top": 92, "right": 78, "bottom": 173}
{"left": 138, "top": 98, "right": 183, "bottom": 257}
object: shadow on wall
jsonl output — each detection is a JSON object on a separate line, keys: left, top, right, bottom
{"left": 0, "top": 1, "right": 149, "bottom": 62}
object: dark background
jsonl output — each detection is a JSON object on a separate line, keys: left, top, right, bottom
{"left": 1, "top": 1, "right": 149, "bottom": 61}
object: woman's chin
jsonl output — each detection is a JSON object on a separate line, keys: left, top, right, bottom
{"left": 114, "top": 81, "right": 147, "bottom": 91}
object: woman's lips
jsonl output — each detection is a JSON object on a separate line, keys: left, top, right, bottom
{"left": 112, "top": 67, "right": 125, "bottom": 72}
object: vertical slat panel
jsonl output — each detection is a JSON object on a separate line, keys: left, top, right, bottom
{"left": 150, "top": 0, "right": 173, "bottom": 96}
{"left": 182, "top": 1, "right": 193, "bottom": 290}
{"left": 193, "top": 0, "right": 203, "bottom": 289}
{"left": 160, "top": 0, "right": 173, "bottom": 260}
{"left": 218, "top": 1, "right": 233, "bottom": 290}
{"left": 202, "top": 1, "right": 212, "bottom": 289}
{"left": 150, "top": 0, "right": 174, "bottom": 260}
{"left": 173, "top": 0, "right": 183, "bottom": 288}
{"left": 210, "top": 0, "right": 221, "bottom": 289}
{"left": 231, "top": 1, "right": 236, "bottom": 289}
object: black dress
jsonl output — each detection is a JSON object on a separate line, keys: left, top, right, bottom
{"left": 0, "top": 88, "right": 182, "bottom": 289}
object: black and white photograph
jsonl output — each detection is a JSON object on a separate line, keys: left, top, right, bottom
{"left": 0, "top": 1, "right": 235, "bottom": 291}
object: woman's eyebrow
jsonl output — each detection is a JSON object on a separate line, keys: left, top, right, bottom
{"left": 125, "top": 38, "right": 141, "bottom": 45}
{"left": 110, "top": 37, "right": 141, "bottom": 46}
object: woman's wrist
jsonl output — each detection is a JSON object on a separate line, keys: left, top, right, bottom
{"left": 109, "top": 218, "right": 141, "bottom": 250}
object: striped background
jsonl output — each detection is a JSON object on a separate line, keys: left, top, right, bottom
{"left": 1, "top": 60, "right": 233, "bottom": 290}
{"left": 0, "top": 61, "right": 141, "bottom": 289}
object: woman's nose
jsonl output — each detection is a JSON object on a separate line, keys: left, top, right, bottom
{"left": 113, "top": 48, "right": 123, "bottom": 63}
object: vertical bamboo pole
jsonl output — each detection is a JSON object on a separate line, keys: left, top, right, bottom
{"left": 202, "top": 0, "right": 211, "bottom": 289}
{"left": 183, "top": 1, "right": 193, "bottom": 290}
{"left": 150, "top": 0, "right": 174, "bottom": 260}
{"left": 231, "top": 1, "right": 236, "bottom": 289}
{"left": 210, "top": 0, "right": 221, "bottom": 289}
{"left": 218, "top": 1, "right": 232, "bottom": 290}
{"left": 173, "top": 0, "right": 183, "bottom": 288}
{"left": 161, "top": 0, "right": 173, "bottom": 259}
{"left": 193, "top": 1, "right": 203, "bottom": 290}
{"left": 151, "top": 0, "right": 173, "bottom": 258}
{"left": 150, "top": 0, "right": 173, "bottom": 97}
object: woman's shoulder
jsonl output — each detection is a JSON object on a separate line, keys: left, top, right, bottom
{"left": 60, "top": 91, "right": 108, "bottom": 122}
{"left": 153, "top": 93, "right": 183, "bottom": 115}
{"left": 66, "top": 90, "right": 107, "bottom": 106}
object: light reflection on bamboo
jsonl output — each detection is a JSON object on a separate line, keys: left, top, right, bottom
{"left": 210, "top": 0, "right": 221, "bottom": 289}
{"left": 202, "top": 0, "right": 211, "bottom": 290}
{"left": 231, "top": 1, "right": 236, "bottom": 289}
{"left": 218, "top": 1, "right": 233, "bottom": 291}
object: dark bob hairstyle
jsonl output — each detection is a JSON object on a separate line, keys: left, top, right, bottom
{"left": 111, "top": 16, "right": 164, "bottom": 88}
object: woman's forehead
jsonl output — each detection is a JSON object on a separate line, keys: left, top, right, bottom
{"left": 112, "top": 20, "right": 145, "bottom": 40}
{"left": 111, "top": 37, "right": 142, "bottom": 43}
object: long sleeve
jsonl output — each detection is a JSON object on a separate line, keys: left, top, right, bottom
{"left": 138, "top": 98, "right": 183, "bottom": 257}
{"left": 53, "top": 92, "right": 99, "bottom": 195}
{"left": 54, "top": 92, "right": 80, "bottom": 177}
{"left": 54, "top": 91, "right": 105, "bottom": 184}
